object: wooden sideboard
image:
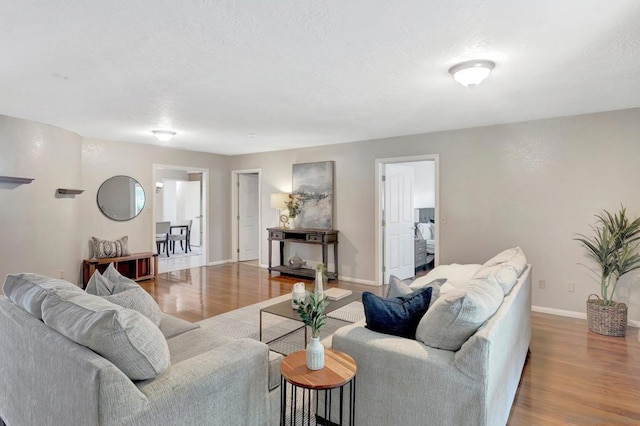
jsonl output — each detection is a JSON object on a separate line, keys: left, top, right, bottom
{"left": 267, "top": 228, "right": 339, "bottom": 280}
{"left": 82, "top": 252, "right": 158, "bottom": 288}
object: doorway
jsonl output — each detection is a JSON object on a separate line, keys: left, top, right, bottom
{"left": 153, "top": 165, "right": 208, "bottom": 273}
{"left": 231, "top": 169, "right": 262, "bottom": 265}
{"left": 375, "top": 155, "right": 439, "bottom": 285}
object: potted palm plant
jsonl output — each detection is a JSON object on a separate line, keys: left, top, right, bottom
{"left": 575, "top": 206, "right": 640, "bottom": 336}
{"left": 294, "top": 291, "right": 328, "bottom": 370}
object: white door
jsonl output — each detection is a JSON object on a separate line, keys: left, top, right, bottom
{"left": 182, "top": 181, "right": 202, "bottom": 246}
{"left": 238, "top": 173, "right": 259, "bottom": 261}
{"left": 384, "top": 164, "right": 415, "bottom": 282}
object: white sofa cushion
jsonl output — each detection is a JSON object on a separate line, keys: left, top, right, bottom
{"left": 473, "top": 264, "right": 519, "bottom": 295}
{"left": 41, "top": 291, "right": 170, "bottom": 380}
{"left": 2, "top": 273, "right": 84, "bottom": 319}
{"left": 418, "top": 263, "right": 482, "bottom": 289}
{"left": 86, "top": 266, "right": 162, "bottom": 326}
{"left": 482, "top": 247, "right": 527, "bottom": 276}
{"left": 416, "top": 277, "right": 504, "bottom": 351}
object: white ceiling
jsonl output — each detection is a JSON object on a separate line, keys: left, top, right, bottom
{"left": 1, "top": 1, "right": 640, "bottom": 155}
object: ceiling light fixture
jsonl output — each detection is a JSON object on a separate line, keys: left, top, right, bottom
{"left": 151, "top": 130, "right": 176, "bottom": 142}
{"left": 448, "top": 60, "right": 495, "bottom": 88}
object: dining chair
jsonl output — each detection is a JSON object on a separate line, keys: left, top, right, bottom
{"left": 169, "top": 219, "right": 192, "bottom": 254}
{"left": 155, "top": 221, "right": 170, "bottom": 257}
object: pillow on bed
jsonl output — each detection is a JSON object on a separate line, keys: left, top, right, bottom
{"left": 417, "top": 222, "right": 433, "bottom": 240}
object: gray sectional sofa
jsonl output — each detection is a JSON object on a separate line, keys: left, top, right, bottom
{"left": 0, "top": 272, "right": 281, "bottom": 426}
{"left": 329, "top": 248, "right": 532, "bottom": 426}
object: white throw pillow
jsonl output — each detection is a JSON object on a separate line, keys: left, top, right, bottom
{"left": 86, "top": 267, "right": 162, "bottom": 326}
{"left": 482, "top": 247, "right": 527, "bottom": 276}
{"left": 415, "top": 277, "right": 504, "bottom": 351}
{"left": 473, "top": 264, "right": 519, "bottom": 295}
{"left": 2, "top": 273, "right": 84, "bottom": 319}
{"left": 419, "top": 264, "right": 482, "bottom": 289}
{"left": 41, "top": 292, "right": 170, "bottom": 380}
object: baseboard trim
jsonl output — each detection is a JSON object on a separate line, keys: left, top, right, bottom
{"left": 532, "top": 305, "right": 640, "bottom": 328}
{"left": 208, "top": 259, "right": 232, "bottom": 266}
{"left": 256, "top": 265, "right": 378, "bottom": 286}
{"left": 338, "top": 276, "right": 378, "bottom": 286}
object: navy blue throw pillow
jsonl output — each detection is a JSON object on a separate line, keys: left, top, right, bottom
{"left": 362, "top": 286, "right": 433, "bottom": 339}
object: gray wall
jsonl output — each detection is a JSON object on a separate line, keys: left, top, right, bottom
{"left": 2, "top": 108, "right": 640, "bottom": 322}
{"left": 229, "top": 108, "right": 640, "bottom": 322}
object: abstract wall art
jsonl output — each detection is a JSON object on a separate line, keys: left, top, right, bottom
{"left": 292, "top": 161, "right": 334, "bottom": 229}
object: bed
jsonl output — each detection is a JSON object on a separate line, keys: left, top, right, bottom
{"left": 415, "top": 208, "right": 436, "bottom": 269}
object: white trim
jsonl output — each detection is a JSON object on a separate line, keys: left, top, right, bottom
{"left": 153, "top": 163, "right": 209, "bottom": 268}
{"left": 532, "top": 305, "right": 640, "bottom": 328}
{"left": 208, "top": 259, "right": 232, "bottom": 266}
{"left": 230, "top": 169, "right": 262, "bottom": 264}
{"left": 374, "top": 154, "right": 440, "bottom": 285}
{"left": 338, "top": 276, "right": 378, "bottom": 286}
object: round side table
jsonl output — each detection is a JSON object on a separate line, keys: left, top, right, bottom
{"left": 280, "top": 349, "right": 357, "bottom": 426}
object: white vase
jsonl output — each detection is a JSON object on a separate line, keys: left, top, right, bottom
{"left": 306, "top": 336, "right": 325, "bottom": 370}
{"left": 314, "top": 268, "right": 324, "bottom": 296}
{"left": 291, "top": 285, "right": 306, "bottom": 309}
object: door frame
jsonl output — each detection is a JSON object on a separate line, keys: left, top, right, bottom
{"left": 231, "top": 168, "right": 262, "bottom": 264}
{"left": 375, "top": 154, "right": 439, "bottom": 285}
{"left": 152, "top": 164, "right": 209, "bottom": 265}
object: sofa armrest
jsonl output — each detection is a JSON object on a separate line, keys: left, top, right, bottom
{"left": 130, "top": 338, "right": 270, "bottom": 426}
{"left": 331, "top": 324, "right": 482, "bottom": 425}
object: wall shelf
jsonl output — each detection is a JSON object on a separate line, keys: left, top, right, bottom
{"left": 0, "top": 176, "right": 35, "bottom": 184}
{"left": 56, "top": 188, "right": 84, "bottom": 195}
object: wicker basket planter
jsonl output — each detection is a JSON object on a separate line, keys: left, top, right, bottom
{"left": 586, "top": 295, "right": 627, "bottom": 337}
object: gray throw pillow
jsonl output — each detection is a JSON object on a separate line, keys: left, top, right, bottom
{"left": 415, "top": 277, "right": 503, "bottom": 351}
{"left": 2, "top": 273, "right": 84, "bottom": 319}
{"left": 41, "top": 292, "right": 170, "bottom": 380}
{"left": 90, "top": 236, "right": 130, "bottom": 259}
{"left": 387, "top": 275, "right": 446, "bottom": 306}
{"left": 86, "top": 266, "right": 161, "bottom": 326}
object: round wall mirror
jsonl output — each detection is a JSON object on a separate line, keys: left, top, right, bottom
{"left": 97, "top": 175, "right": 146, "bottom": 221}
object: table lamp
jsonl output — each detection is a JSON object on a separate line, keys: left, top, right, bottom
{"left": 270, "top": 193, "right": 290, "bottom": 228}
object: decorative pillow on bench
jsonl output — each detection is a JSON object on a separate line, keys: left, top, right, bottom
{"left": 86, "top": 264, "right": 162, "bottom": 326}
{"left": 90, "top": 235, "right": 130, "bottom": 259}
{"left": 363, "top": 286, "right": 433, "bottom": 339}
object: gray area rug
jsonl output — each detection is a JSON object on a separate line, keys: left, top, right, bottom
{"left": 197, "top": 294, "right": 365, "bottom": 354}
{"left": 197, "top": 294, "right": 364, "bottom": 425}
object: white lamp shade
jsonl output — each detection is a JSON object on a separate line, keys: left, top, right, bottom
{"left": 270, "top": 193, "right": 290, "bottom": 209}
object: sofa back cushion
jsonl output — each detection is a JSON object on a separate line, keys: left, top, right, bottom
{"left": 2, "top": 273, "right": 84, "bottom": 319}
{"left": 472, "top": 264, "right": 519, "bottom": 295}
{"left": 41, "top": 292, "right": 170, "bottom": 380}
{"left": 86, "top": 267, "right": 162, "bottom": 326}
{"left": 363, "top": 286, "right": 433, "bottom": 339}
{"left": 481, "top": 247, "right": 527, "bottom": 276}
{"left": 415, "top": 277, "right": 503, "bottom": 351}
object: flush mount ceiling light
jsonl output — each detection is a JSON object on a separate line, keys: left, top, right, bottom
{"left": 151, "top": 130, "right": 176, "bottom": 142}
{"left": 448, "top": 60, "right": 495, "bottom": 88}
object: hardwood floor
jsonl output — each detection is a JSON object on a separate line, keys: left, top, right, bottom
{"left": 141, "top": 263, "right": 640, "bottom": 425}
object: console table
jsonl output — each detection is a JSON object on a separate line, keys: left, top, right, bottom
{"left": 82, "top": 252, "right": 158, "bottom": 287}
{"left": 267, "top": 228, "right": 338, "bottom": 280}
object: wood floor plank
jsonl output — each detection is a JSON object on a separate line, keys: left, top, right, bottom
{"left": 142, "top": 263, "right": 640, "bottom": 425}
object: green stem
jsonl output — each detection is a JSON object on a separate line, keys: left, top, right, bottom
{"left": 608, "top": 275, "right": 620, "bottom": 306}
